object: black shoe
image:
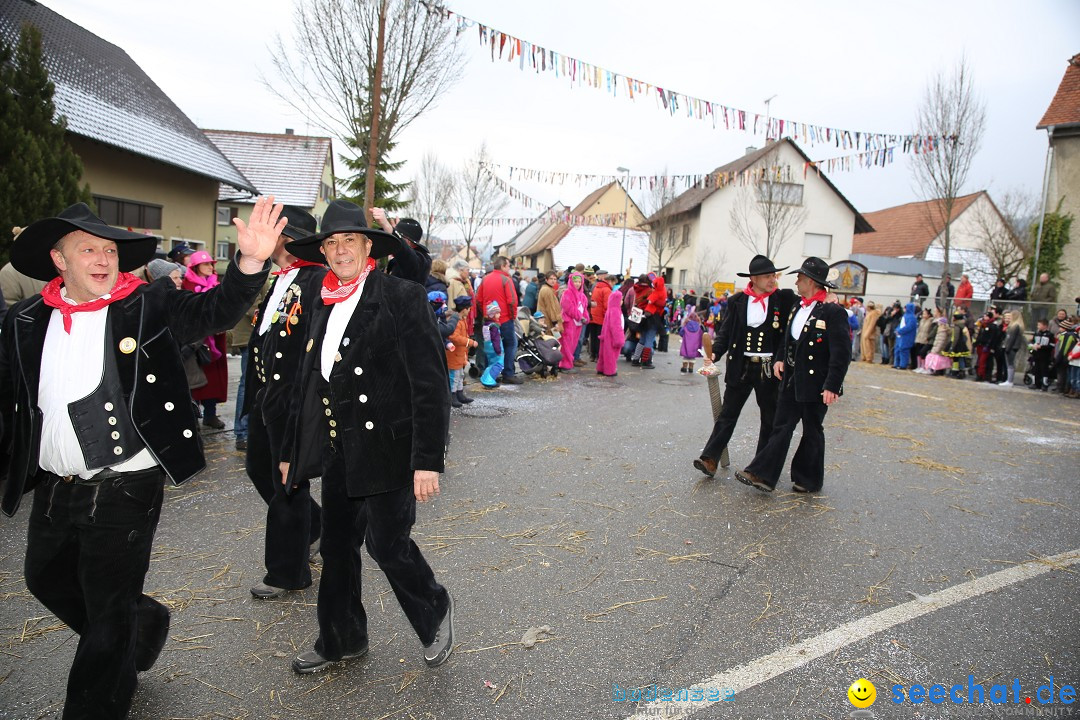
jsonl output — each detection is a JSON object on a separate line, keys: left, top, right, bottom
{"left": 292, "top": 645, "right": 369, "bottom": 674}
{"left": 202, "top": 415, "right": 225, "bottom": 430}
{"left": 423, "top": 592, "right": 455, "bottom": 667}
{"left": 642, "top": 363, "right": 656, "bottom": 369}
{"left": 450, "top": 395, "right": 463, "bottom": 408}
{"left": 250, "top": 582, "right": 289, "bottom": 599}
{"left": 632, "top": 358, "right": 641, "bottom": 366}
{"left": 501, "top": 375, "right": 524, "bottom": 385}
{"left": 235, "top": 438, "right": 248, "bottom": 451}
{"left": 455, "top": 390, "right": 474, "bottom": 404}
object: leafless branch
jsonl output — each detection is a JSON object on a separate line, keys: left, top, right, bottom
{"left": 728, "top": 147, "right": 808, "bottom": 258}
{"left": 265, "top": 0, "right": 465, "bottom": 177}
{"left": 911, "top": 55, "right": 987, "bottom": 270}
{"left": 453, "top": 143, "right": 509, "bottom": 260}
{"left": 408, "top": 150, "right": 455, "bottom": 238}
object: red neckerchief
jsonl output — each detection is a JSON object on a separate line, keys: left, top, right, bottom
{"left": 321, "top": 258, "right": 376, "bottom": 304}
{"left": 744, "top": 282, "right": 775, "bottom": 310}
{"left": 41, "top": 272, "right": 146, "bottom": 333}
{"left": 273, "top": 259, "right": 324, "bottom": 276}
{"left": 801, "top": 289, "right": 828, "bottom": 307}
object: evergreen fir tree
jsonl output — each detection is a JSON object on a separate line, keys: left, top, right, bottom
{"left": 0, "top": 23, "right": 92, "bottom": 264}
{"left": 338, "top": 125, "right": 410, "bottom": 213}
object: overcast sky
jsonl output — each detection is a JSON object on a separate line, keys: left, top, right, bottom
{"left": 42, "top": 0, "right": 1080, "bottom": 243}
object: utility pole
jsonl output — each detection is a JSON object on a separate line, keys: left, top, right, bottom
{"left": 364, "top": 0, "right": 388, "bottom": 217}
{"left": 763, "top": 94, "right": 777, "bottom": 141}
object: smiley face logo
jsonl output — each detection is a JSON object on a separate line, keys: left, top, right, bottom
{"left": 848, "top": 678, "right": 876, "bottom": 708}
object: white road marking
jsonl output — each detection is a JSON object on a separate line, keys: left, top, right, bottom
{"left": 624, "top": 548, "right": 1080, "bottom": 720}
{"left": 863, "top": 384, "right": 934, "bottom": 399}
{"left": 1044, "top": 417, "right": 1080, "bottom": 428}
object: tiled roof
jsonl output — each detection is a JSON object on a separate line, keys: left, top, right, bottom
{"left": 0, "top": 0, "right": 255, "bottom": 192}
{"left": 852, "top": 192, "right": 983, "bottom": 257}
{"left": 646, "top": 138, "right": 873, "bottom": 233}
{"left": 204, "top": 130, "right": 332, "bottom": 206}
{"left": 1038, "top": 53, "right": 1080, "bottom": 128}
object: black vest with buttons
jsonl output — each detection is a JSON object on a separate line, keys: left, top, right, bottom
{"left": 67, "top": 327, "right": 146, "bottom": 470}
{"left": 743, "top": 325, "right": 775, "bottom": 355}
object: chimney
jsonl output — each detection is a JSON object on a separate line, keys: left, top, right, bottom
{"left": 745, "top": 146, "right": 758, "bottom": 156}
{"left": 285, "top": 128, "right": 294, "bottom": 135}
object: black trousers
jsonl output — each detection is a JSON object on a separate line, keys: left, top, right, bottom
{"left": 314, "top": 445, "right": 449, "bottom": 660}
{"left": 743, "top": 384, "right": 831, "bottom": 492}
{"left": 994, "top": 348, "right": 1008, "bottom": 383}
{"left": 246, "top": 404, "right": 321, "bottom": 590}
{"left": 24, "top": 469, "right": 168, "bottom": 720}
{"left": 585, "top": 322, "right": 602, "bottom": 360}
{"left": 701, "top": 362, "right": 779, "bottom": 462}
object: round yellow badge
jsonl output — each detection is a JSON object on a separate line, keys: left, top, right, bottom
{"left": 118, "top": 337, "right": 137, "bottom": 354}
{"left": 848, "top": 678, "right": 876, "bottom": 708}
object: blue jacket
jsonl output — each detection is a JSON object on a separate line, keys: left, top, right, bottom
{"left": 896, "top": 302, "right": 918, "bottom": 350}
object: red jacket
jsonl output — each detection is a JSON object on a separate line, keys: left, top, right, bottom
{"left": 589, "top": 280, "right": 612, "bottom": 324}
{"left": 645, "top": 277, "right": 667, "bottom": 315}
{"left": 954, "top": 280, "right": 973, "bottom": 308}
{"left": 475, "top": 269, "right": 518, "bottom": 323}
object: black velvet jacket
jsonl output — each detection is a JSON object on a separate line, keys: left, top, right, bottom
{"left": 0, "top": 259, "right": 268, "bottom": 516}
{"left": 283, "top": 270, "right": 451, "bottom": 497}
{"left": 243, "top": 263, "right": 327, "bottom": 425}
{"left": 779, "top": 301, "right": 852, "bottom": 402}
{"left": 712, "top": 289, "right": 797, "bottom": 385}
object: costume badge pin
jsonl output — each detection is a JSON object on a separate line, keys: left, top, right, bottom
{"left": 306, "top": 339, "right": 314, "bottom": 352}
{"left": 815, "top": 319, "right": 827, "bottom": 329}
{"left": 342, "top": 338, "right": 350, "bottom": 347}
{"left": 118, "top": 337, "right": 137, "bottom": 354}
{"left": 772, "top": 321, "right": 780, "bottom": 328}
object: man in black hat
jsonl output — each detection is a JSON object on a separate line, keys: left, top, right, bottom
{"left": 279, "top": 199, "right": 455, "bottom": 675}
{"left": 371, "top": 206, "right": 432, "bottom": 284}
{"left": 242, "top": 206, "right": 327, "bottom": 600}
{"left": 693, "top": 255, "right": 797, "bottom": 478}
{"left": 735, "top": 257, "right": 851, "bottom": 494}
{"left": 0, "top": 198, "right": 281, "bottom": 718}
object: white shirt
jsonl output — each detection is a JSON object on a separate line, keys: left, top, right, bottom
{"left": 320, "top": 279, "right": 366, "bottom": 382}
{"left": 746, "top": 293, "right": 767, "bottom": 328}
{"left": 791, "top": 301, "right": 816, "bottom": 342}
{"left": 38, "top": 292, "right": 156, "bottom": 479}
{"left": 258, "top": 268, "right": 300, "bottom": 336}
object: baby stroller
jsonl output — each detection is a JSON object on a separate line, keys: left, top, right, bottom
{"left": 517, "top": 309, "right": 562, "bottom": 377}
{"left": 1022, "top": 353, "right": 1037, "bottom": 387}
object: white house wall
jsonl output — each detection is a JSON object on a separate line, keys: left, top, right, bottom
{"left": 663, "top": 142, "right": 857, "bottom": 292}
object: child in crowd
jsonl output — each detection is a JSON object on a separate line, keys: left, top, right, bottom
{"left": 1066, "top": 319, "right": 1080, "bottom": 398}
{"left": 446, "top": 296, "right": 477, "bottom": 407}
{"left": 596, "top": 289, "right": 624, "bottom": 377}
{"left": 678, "top": 307, "right": 704, "bottom": 373}
{"left": 1029, "top": 319, "right": 1055, "bottom": 391}
{"left": 942, "top": 309, "right": 972, "bottom": 379}
{"left": 480, "top": 301, "right": 505, "bottom": 388}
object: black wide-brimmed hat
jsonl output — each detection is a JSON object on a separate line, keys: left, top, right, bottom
{"left": 280, "top": 205, "right": 318, "bottom": 242}
{"left": 787, "top": 256, "right": 838, "bottom": 289}
{"left": 395, "top": 217, "right": 423, "bottom": 244}
{"left": 736, "top": 254, "right": 789, "bottom": 278}
{"left": 287, "top": 200, "right": 398, "bottom": 264}
{"left": 12, "top": 202, "right": 159, "bottom": 281}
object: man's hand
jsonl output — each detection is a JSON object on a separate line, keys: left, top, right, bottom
{"left": 414, "top": 470, "right": 440, "bottom": 502}
{"left": 279, "top": 461, "right": 290, "bottom": 486}
{"left": 773, "top": 361, "right": 784, "bottom": 379}
{"left": 370, "top": 206, "right": 394, "bottom": 233}
{"left": 234, "top": 196, "right": 286, "bottom": 273}
{"left": 822, "top": 389, "right": 839, "bottom": 406}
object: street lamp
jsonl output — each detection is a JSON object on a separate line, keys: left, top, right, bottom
{"left": 617, "top": 166, "right": 630, "bottom": 277}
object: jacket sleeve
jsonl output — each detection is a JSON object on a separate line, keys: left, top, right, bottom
{"left": 712, "top": 294, "right": 738, "bottom": 362}
{"left": 394, "top": 282, "right": 451, "bottom": 473}
{"left": 163, "top": 256, "right": 270, "bottom": 346}
{"left": 824, "top": 305, "right": 852, "bottom": 394}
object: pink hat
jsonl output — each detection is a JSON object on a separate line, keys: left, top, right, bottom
{"left": 186, "top": 250, "right": 214, "bottom": 267}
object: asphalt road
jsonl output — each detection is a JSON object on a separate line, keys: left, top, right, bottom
{"left": 1, "top": 349, "right": 1078, "bottom": 720}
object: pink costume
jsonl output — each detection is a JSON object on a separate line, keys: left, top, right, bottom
{"left": 596, "top": 289, "right": 624, "bottom": 376}
{"left": 559, "top": 272, "right": 589, "bottom": 369}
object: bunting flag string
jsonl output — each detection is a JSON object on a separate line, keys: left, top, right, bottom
{"left": 429, "top": 212, "right": 628, "bottom": 228}
{"left": 418, "top": 0, "right": 951, "bottom": 154}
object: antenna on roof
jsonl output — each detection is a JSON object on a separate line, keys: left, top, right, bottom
{"left": 763, "top": 94, "right": 777, "bottom": 141}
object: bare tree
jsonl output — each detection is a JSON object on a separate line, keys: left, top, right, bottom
{"left": 408, "top": 150, "right": 454, "bottom": 238}
{"left": 267, "top": 0, "right": 465, "bottom": 200}
{"left": 728, "top": 149, "right": 808, "bottom": 257}
{"left": 689, "top": 246, "right": 729, "bottom": 293}
{"left": 911, "top": 56, "right": 987, "bottom": 274}
{"left": 974, "top": 189, "right": 1034, "bottom": 284}
{"left": 642, "top": 169, "right": 689, "bottom": 273}
{"left": 453, "top": 144, "right": 509, "bottom": 260}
